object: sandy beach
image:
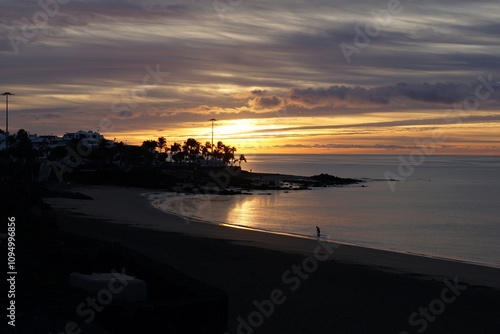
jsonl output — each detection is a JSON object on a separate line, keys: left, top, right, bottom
{"left": 43, "top": 184, "right": 500, "bottom": 333}
{"left": 46, "top": 185, "right": 500, "bottom": 289}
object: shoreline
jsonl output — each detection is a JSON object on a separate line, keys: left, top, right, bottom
{"left": 44, "top": 184, "right": 500, "bottom": 290}
{"left": 145, "top": 188, "right": 500, "bottom": 271}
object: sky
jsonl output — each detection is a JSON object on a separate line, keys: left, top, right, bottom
{"left": 1, "top": 0, "right": 500, "bottom": 155}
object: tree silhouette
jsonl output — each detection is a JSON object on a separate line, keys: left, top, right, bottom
{"left": 202, "top": 141, "right": 211, "bottom": 159}
{"left": 134, "top": 137, "right": 245, "bottom": 167}
{"left": 170, "top": 142, "right": 182, "bottom": 162}
{"left": 16, "top": 129, "right": 29, "bottom": 142}
{"left": 222, "top": 144, "right": 236, "bottom": 165}
{"left": 11, "top": 129, "right": 36, "bottom": 160}
{"left": 142, "top": 140, "right": 157, "bottom": 153}
{"left": 239, "top": 154, "right": 247, "bottom": 166}
{"left": 183, "top": 138, "right": 201, "bottom": 163}
{"left": 157, "top": 137, "right": 167, "bottom": 153}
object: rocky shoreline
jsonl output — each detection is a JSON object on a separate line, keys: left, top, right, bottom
{"left": 176, "top": 169, "right": 363, "bottom": 195}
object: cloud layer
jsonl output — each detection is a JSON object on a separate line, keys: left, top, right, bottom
{"left": 0, "top": 0, "right": 499, "bottom": 153}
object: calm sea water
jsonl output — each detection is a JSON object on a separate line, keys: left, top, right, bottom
{"left": 148, "top": 154, "right": 500, "bottom": 268}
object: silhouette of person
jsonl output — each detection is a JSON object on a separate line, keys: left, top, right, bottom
{"left": 316, "top": 226, "right": 321, "bottom": 238}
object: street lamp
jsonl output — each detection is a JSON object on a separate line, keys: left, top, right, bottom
{"left": 1, "top": 92, "right": 14, "bottom": 152}
{"left": 209, "top": 118, "right": 217, "bottom": 153}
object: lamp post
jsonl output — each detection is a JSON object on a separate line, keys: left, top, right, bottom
{"left": 1, "top": 92, "right": 14, "bottom": 153}
{"left": 209, "top": 118, "right": 217, "bottom": 153}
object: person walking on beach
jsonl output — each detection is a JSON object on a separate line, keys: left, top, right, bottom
{"left": 316, "top": 226, "right": 321, "bottom": 238}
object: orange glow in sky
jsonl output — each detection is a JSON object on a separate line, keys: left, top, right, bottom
{"left": 2, "top": 1, "right": 499, "bottom": 155}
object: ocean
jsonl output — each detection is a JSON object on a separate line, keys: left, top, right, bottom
{"left": 147, "top": 154, "right": 500, "bottom": 268}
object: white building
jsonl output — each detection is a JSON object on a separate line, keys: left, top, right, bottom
{"left": 62, "top": 130, "right": 105, "bottom": 148}
{"left": 29, "top": 134, "right": 66, "bottom": 150}
{"left": 1, "top": 130, "right": 112, "bottom": 151}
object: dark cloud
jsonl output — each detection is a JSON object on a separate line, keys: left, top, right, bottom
{"left": 248, "top": 95, "right": 286, "bottom": 111}
{"left": 251, "top": 89, "right": 267, "bottom": 96}
{"left": 233, "top": 89, "right": 268, "bottom": 99}
{"left": 288, "top": 82, "right": 471, "bottom": 108}
{"left": 395, "top": 82, "right": 468, "bottom": 104}
{"left": 288, "top": 86, "right": 389, "bottom": 108}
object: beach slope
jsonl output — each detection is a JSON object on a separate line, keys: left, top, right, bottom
{"left": 44, "top": 185, "right": 500, "bottom": 333}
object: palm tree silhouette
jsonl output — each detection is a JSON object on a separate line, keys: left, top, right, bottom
{"left": 223, "top": 145, "right": 236, "bottom": 165}
{"left": 238, "top": 154, "right": 247, "bottom": 166}
{"left": 157, "top": 136, "right": 167, "bottom": 153}
{"left": 202, "top": 141, "right": 211, "bottom": 165}
{"left": 183, "top": 138, "right": 201, "bottom": 163}
{"left": 136, "top": 136, "right": 246, "bottom": 167}
{"left": 170, "top": 142, "right": 181, "bottom": 162}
